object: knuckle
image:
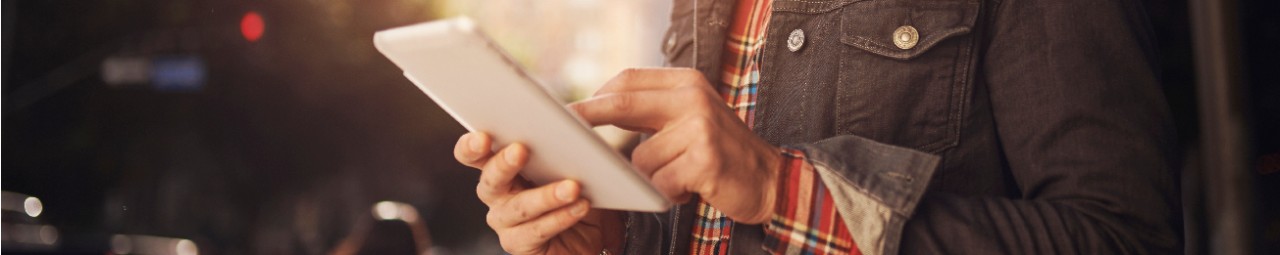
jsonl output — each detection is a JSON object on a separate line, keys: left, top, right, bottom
{"left": 480, "top": 171, "right": 496, "bottom": 186}
{"left": 455, "top": 150, "right": 481, "bottom": 168}
{"left": 619, "top": 68, "right": 641, "bottom": 81}
{"left": 611, "top": 69, "right": 638, "bottom": 88}
{"left": 516, "top": 191, "right": 547, "bottom": 217}
{"left": 631, "top": 143, "right": 662, "bottom": 174}
{"left": 486, "top": 210, "right": 502, "bottom": 227}
{"left": 689, "top": 146, "right": 719, "bottom": 169}
{"left": 475, "top": 183, "right": 492, "bottom": 202}
{"left": 476, "top": 181, "right": 510, "bottom": 206}
{"left": 523, "top": 223, "right": 548, "bottom": 241}
{"left": 700, "top": 179, "right": 721, "bottom": 199}
{"left": 680, "top": 68, "right": 703, "bottom": 78}
{"left": 607, "top": 93, "right": 635, "bottom": 115}
{"left": 507, "top": 198, "right": 525, "bottom": 217}
{"left": 678, "top": 86, "right": 704, "bottom": 102}
{"left": 686, "top": 117, "right": 715, "bottom": 134}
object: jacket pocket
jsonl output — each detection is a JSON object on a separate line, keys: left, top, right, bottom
{"left": 835, "top": 0, "right": 980, "bottom": 153}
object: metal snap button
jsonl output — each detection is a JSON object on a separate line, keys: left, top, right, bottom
{"left": 893, "top": 25, "right": 919, "bottom": 50}
{"left": 787, "top": 29, "right": 805, "bottom": 52}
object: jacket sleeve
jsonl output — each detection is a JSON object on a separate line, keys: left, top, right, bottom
{"left": 795, "top": 0, "right": 1180, "bottom": 254}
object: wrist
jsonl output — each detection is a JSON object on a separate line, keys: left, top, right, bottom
{"left": 766, "top": 148, "right": 806, "bottom": 224}
{"left": 756, "top": 146, "right": 794, "bottom": 224}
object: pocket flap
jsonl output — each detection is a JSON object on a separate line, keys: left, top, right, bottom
{"left": 839, "top": 0, "right": 981, "bottom": 60}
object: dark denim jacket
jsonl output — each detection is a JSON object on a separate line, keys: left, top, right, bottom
{"left": 622, "top": 0, "right": 1180, "bottom": 254}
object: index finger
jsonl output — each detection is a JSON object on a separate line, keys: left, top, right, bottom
{"left": 593, "top": 68, "right": 707, "bottom": 96}
{"left": 568, "top": 90, "right": 683, "bottom": 133}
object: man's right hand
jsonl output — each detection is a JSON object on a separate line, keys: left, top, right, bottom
{"left": 453, "top": 132, "right": 620, "bottom": 255}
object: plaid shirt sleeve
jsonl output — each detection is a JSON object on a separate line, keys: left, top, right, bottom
{"left": 763, "top": 148, "right": 860, "bottom": 255}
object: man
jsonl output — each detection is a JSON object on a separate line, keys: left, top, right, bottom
{"left": 454, "top": 0, "right": 1180, "bottom": 254}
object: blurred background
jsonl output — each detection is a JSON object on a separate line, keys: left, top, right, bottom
{"left": 2, "top": 0, "right": 669, "bottom": 254}
{"left": 1, "top": 0, "right": 1277, "bottom": 254}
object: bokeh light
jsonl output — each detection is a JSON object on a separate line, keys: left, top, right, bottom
{"left": 240, "top": 11, "right": 264, "bottom": 42}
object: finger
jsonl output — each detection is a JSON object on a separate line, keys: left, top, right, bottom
{"left": 454, "top": 132, "right": 494, "bottom": 169}
{"left": 488, "top": 180, "right": 581, "bottom": 228}
{"left": 568, "top": 89, "right": 690, "bottom": 132}
{"left": 476, "top": 143, "right": 530, "bottom": 204}
{"left": 501, "top": 199, "right": 591, "bottom": 249}
{"left": 630, "top": 127, "right": 692, "bottom": 176}
{"left": 593, "top": 68, "right": 708, "bottom": 96}
{"left": 648, "top": 154, "right": 697, "bottom": 204}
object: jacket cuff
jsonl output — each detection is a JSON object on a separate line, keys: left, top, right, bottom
{"left": 793, "top": 135, "right": 941, "bottom": 255}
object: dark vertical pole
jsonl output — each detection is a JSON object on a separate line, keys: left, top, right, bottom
{"left": 1188, "top": 0, "right": 1254, "bottom": 254}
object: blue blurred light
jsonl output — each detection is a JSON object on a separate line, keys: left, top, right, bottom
{"left": 150, "top": 56, "right": 206, "bottom": 92}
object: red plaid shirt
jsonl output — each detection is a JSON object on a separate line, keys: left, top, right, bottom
{"left": 687, "top": 0, "right": 860, "bottom": 254}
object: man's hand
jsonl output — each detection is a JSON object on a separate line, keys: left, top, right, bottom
{"left": 453, "top": 133, "right": 622, "bottom": 255}
{"left": 569, "top": 68, "right": 784, "bottom": 224}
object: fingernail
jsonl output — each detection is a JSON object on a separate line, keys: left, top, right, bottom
{"left": 504, "top": 144, "right": 522, "bottom": 165}
{"left": 469, "top": 134, "right": 485, "bottom": 153}
{"left": 571, "top": 201, "right": 588, "bottom": 216}
{"left": 555, "top": 181, "right": 576, "bottom": 202}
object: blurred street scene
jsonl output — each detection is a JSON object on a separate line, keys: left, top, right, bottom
{"left": 3, "top": 0, "right": 667, "bottom": 254}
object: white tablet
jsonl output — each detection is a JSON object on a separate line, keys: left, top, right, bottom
{"left": 374, "top": 17, "right": 671, "bottom": 212}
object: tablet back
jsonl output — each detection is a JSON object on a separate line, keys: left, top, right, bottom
{"left": 374, "top": 17, "right": 670, "bottom": 212}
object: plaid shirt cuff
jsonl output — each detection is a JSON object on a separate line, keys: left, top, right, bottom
{"left": 763, "top": 148, "right": 859, "bottom": 255}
